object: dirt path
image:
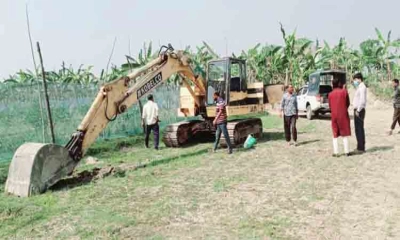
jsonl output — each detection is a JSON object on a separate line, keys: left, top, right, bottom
{"left": 122, "top": 88, "right": 400, "bottom": 239}
{"left": 263, "top": 89, "right": 400, "bottom": 239}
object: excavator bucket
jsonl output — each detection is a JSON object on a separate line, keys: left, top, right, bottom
{"left": 5, "top": 143, "right": 77, "bottom": 197}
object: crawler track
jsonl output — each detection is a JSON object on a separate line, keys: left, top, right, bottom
{"left": 162, "top": 118, "right": 263, "bottom": 148}
{"left": 220, "top": 118, "right": 263, "bottom": 147}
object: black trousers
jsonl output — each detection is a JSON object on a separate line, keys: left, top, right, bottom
{"left": 284, "top": 115, "right": 297, "bottom": 142}
{"left": 390, "top": 107, "right": 400, "bottom": 130}
{"left": 145, "top": 123, "right": 159, "bottom": 149}
{"left": 354, "top": 109, "right": 366, "bottom": 151}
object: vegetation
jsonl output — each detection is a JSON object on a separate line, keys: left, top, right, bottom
{"left": 2, "top": 25, "right": 399, "bottom": 91}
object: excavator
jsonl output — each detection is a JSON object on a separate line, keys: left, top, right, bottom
{"left": 5, "top": 44, "right": 284, "bottom": 197}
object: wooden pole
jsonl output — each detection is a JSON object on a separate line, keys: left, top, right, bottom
{"left": 26, "top": 4, "right": 46, "bottom": 143}
{"left": 103, "top": 37, "right": 117, "bottom": 83}
{"left": 36, "top": 42, "right": 56, "bottom": 144}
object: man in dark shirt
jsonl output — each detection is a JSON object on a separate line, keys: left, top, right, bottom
{"left": 388, "top": 79, "right": 400, "bottom": 135}
{"left": 212, "top": 92, "right": 233, "bottom": 154}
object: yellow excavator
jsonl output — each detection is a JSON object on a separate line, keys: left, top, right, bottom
{"left": 5, "top": 44, "right": 284, "bottom": 197}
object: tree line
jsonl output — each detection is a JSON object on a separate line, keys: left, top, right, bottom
{"left": 2, "top": 25, "right": 399, "bottom": 91}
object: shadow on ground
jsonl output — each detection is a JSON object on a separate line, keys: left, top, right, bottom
{"left": 50, "top": 148, "right": 209, "bottom": 192}
{"left": 259, "top": 132, "right": 285, "bottom": 142}
{"left": 367, "top": 146, "right": 394, "bottom": 153}
{"left": 300, "top": 113, "right": 356, "bottom": 121}
{"left": 347, "top": 146, "right": 394, "bottom": 156}
{"left": 296, "top": 139, "right": 320, "bottom": 146}
{"left": 258, "top": 131, "right": 308, "bottom": 143}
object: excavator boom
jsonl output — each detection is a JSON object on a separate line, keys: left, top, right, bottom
{"left": 5, "top": 46, "right": 206, "bottom": 197}
{"left": 5, "top": 45, "right": 284, "bottom": 197}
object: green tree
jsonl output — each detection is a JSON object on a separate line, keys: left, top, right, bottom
{"left": 374, "top": 28, "right": 400, "bottom": 81}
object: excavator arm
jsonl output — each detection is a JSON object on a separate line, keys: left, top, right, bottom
{"left": 5, "top": 45, "right": 206, "bottom": 197}
{"left": 67, "top": 47, "right": 206, "bottom": 160}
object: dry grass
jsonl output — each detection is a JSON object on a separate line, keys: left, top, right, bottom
{"left": 1, "top": 104, "right": 400, "bottom": 239}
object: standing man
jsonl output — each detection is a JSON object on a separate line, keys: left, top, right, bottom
{"left": 280, "top": 84, "right": 298, "bottom": 146}
{"left": 352, "top": 73, "right": 367, "bottom": 153}
{"left": 388, "top": 79, "right": 400, "bottom": 135}
{"left": 213, "top": 92, "right": 233, "bottom": 154}
{"left": 142, "top": 94, "right": 160, "bottom": 150}
{"left": 328, "top": 78, "right": 351, "bottom": 157}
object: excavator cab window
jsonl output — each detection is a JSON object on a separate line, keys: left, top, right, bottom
{"left": 206, "top": 58, "right": 248, "bottom": 106}
{"left": 228, "top": 59, "right": 247, "bottom": 105}
{"left": 206, "top": 60, "right": 228, "bottom": 105}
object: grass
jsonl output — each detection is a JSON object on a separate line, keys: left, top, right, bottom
{"left": 0, "top": 84, "right": 180, "bottom": 163}
{"left": 0, "top": 113, "right": 317, "bottom": 239}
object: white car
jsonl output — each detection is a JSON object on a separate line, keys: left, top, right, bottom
{"left": 296, "top": 70, "right": 346, "bottom": 120}
{"left": 296, "top": 84, "right": 331, "bottom": 120}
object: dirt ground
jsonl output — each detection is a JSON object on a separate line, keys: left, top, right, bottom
{"left": 123, "top": 87, "right": 400, "bottom": 239}
{"left": 249, "top": 88, "right": 400, "bottom": 239}
{"left": 255, "top": 88, "right": 400, "bottom": 239}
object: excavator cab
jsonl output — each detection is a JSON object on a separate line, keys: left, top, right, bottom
{"left": 206, "top": 58, "right": 247, "bottom": 106}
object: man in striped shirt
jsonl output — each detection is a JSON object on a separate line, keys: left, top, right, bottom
{"left": 212, "top": 92, "right": 233, "bottom": 154}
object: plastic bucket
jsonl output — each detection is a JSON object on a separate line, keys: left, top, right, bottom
{"left": 244, "top": 134, "right": 257, "bottom": 149}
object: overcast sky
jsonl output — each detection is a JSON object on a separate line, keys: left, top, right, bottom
{"left": 0, "top": 0, "right": 398, "bottom": 78}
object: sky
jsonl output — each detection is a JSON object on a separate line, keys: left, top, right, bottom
{"left": 0, "top": 0, "right": 399, "bottom": 79}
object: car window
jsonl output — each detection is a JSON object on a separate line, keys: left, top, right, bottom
{"left": 297, "top": 88, "right": 303, "bottom": 95}
{"left": 302, "top": 87, "right": 308, "bottom": 95}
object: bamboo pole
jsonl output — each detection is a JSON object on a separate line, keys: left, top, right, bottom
{"left": 37, "top": 42, "right": 56, "bottom": 144}
{"left": 103, "top": 37, "right": 117, "bottom": 84}
{"left": 127, "top": 40, "right": 144, "bottom": 134}
{"left": 25, "top": 4, "right": 46, "bottom": 143}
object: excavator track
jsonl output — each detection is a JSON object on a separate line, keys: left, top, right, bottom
{"left": 163, "top": 118, "right": 263, "bottom": 148}
{"left": 162, "top": 120, "right": 204, "bottom": 147}
{"left": 220, "top": 118, "right": 263, "bottom": 147}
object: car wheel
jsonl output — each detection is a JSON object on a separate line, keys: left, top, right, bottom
{"left": 306, "top": 105, "right": 313, "bottom": 120}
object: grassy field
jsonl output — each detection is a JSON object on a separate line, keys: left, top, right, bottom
{"left": 1, "top": 113, "right": 301, "bottom": 239}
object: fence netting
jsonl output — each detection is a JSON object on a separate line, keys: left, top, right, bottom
{"left": 0, "top": 83, "right": 180, "bottom": 162}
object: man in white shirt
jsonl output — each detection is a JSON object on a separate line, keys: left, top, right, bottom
{"left": 352, "top": 73, "right": 367, "bottom": 153}
{"left": 142, "top": 94, "right": 160, "bottom": 150}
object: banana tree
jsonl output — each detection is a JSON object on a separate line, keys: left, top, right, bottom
{"left": 121, "top": 41, "right": 156, "bottom": 75}
{"left": 359, "top": 39, "right": 381, "bottom": 74}
{"left": 257, "top": 44, "right": 285, "bottom": 84}
{"left": 279, "top": 23, "right": 313, "bottom": 86}
{"left": 240, "top": 43, "right": 261, "bottom": 83}
{"left": 374, "top": 28, "right": 400, "bottom": 81}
